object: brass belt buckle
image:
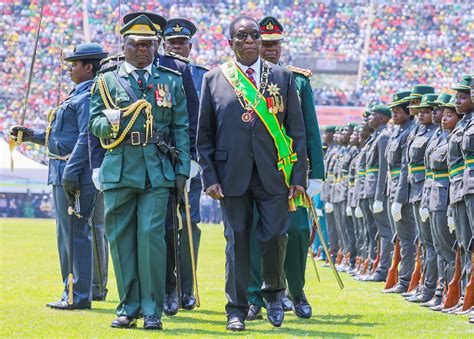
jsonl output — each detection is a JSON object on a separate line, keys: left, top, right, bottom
{"left": 131, "top": 131, "right": 140, "bottom": 146}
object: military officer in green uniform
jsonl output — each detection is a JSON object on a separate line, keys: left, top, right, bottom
{"left": 89, "top": 15, "right": 190, "bottom": 330}
{"left": 245, "top": 16, "right": 325, "bottom": 320}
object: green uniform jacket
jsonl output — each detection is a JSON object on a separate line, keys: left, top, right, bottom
{"left": 89, "top": 64, "right": 190, "bottom": 191}
{"left": 292, "top": 70, "right": 325, "bottom": 180}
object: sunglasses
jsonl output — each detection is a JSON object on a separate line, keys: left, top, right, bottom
{"left": 234, "top": 31, "right": 261, "bottom": 41}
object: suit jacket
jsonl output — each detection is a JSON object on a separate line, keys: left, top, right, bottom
{"left": 32, "top": 80, "right": 93, "bottom": 186}
{"left": 197, "top": 60, "right": 307, "bottom": 196}
{"left": 89, "top": 63, "right": 190, "bottom": 191}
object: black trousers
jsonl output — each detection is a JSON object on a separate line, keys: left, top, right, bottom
{"left": 221, "top": 167, "right": 290, "bottom": 320}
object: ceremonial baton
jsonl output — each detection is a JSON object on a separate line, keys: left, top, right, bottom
{"left": 9, "top": 0, "right": 45, "bottom": 170}
{"left": 307, "top": 194, "right": 344, "bottom": 289}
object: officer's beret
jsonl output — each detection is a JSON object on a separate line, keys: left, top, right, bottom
{"left": 163, "top": 18, "right": 197, "bottom": 40}
{"left": 64, "top": 43, "right": 108, "bottom": 62}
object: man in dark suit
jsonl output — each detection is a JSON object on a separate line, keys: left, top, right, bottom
{"left": 197, "top": 16, "right": 307, "bottom": 331}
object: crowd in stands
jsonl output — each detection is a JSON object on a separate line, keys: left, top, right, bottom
{"left": 0, "top": 192, "right": 54, "bottom": 218}
{"left": 1, "top": 1, "right": 472, "bottom": 162}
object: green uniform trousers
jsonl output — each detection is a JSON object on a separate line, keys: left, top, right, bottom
{"left": 247, "top": 207, "right": 310, "bottom": 306}
{"left": 104, "top": 186, "right": 169, "bottom": 318}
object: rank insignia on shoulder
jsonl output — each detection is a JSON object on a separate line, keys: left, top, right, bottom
{"left": 157, "top": 65, "right": 182, "bottom": 77}
{"left": 164, "top": 51, "right": 190, "bottom": 64}
{"left": 287, "top": 65, "right": 313, "bottom": 77}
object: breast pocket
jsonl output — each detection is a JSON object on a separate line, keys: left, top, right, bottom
{"left": 388, "top": 139, "right": 401, "bottom": 163}
{"left": 463, "top": 127, "right": 474, "bottom": 151}
{"left": 411, "top": 137, "right": 428, "bottom": 162}
{"left": 55, "top": 102, "right": 71, "bottom": 130}
{"left": 100, "top": 147, "right": 123, "bottom": 183}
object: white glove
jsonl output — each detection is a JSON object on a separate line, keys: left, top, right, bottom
{"left": 373, "top": 200, "right": 384, "bottom": 214}
{"left": 185, "top": 160, "right": 201, "bottom": 192}
{"left": 316, "top": 208, "right": 324, "bottom": 217}
{"left": 346, "top": 206, "right": 353, "bottom": 217}
{"left": 355, "top": 206, "right": 363, "bottom": 219}
{"left": 419, "top": 208, "right": 429, "bottom": 222}
{"left": 391, "top": 202, "right": 402, "bottom": 222}
{"left": 306, "top": 179, "right": 323, "bottom": 198}
{"left": 92, "top": 168, "right": 100, "bottom": 191}
{"left": 325, "top": 202, "right": 334, "bottom": 213}
{"left": 447, "top": 217, "right": 456, "bottom": 233}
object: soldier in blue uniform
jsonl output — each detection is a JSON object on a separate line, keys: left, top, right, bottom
{"left": 10, "top": 43, "right": 108, "bottom": 310}
{"left": 162, "top": 18, "right": 209, "bottom": 313}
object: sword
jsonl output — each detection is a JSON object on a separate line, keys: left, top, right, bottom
{"left": 184, "top": 190, "right": 200, "bottom": 307}
{"left": 9, "top": 0, "right": 46, "bottom": 171}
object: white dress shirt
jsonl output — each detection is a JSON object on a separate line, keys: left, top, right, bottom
{"left": 123, "top": 61, "right": 153, "bottom": 81}
{"left": 235, "top": 57, "right": 261, "bottom": 87}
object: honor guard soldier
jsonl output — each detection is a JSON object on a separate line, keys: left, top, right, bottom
{"left": 360, "top": 104, "right": 393, "bottom": 282}
{"left": 197, "top": 15, "right": 307, "bottom": 331}
{"left": 244, "top": 16, "right": 325, "bottom": 320}
{"left": 10, "top": 43, "right": 108, "bottom": 310}
{"left": 383, "top": 90, "right": 417, "bottom": 294}
{"left": 404, "top": 93, "right": 438, "bottom": 303}
{"left": 89, "top": 15, "right": 190, "bottom": 330}
{"left": 162, "top": 17, "right": 208, "bottom": 313}
{"left": 422, "top": 94, "right": 457, "bottom": 309}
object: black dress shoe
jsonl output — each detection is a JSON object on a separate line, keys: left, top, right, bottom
{"left": 420, "top": 296, "right": 442, "bottom": 307}
{"left": 407, "top": 293, "right": 433, "bottom": 303}
{"left": 46, "top": 300, "right": 90, "bottom": 310}
{"left": 181, "top": 294, "right": 196, "bottom": 310}
{"left": 362, "top": 273, "right": 386, "bottom": 282}
{"left": 111, "top": 316, "right": 137, "bottom": 329}
{"left": 226, "top": 316, "right": 245, "bottom": 331}
{"left": 247, "top": 304, "right": 263, "bottom": 321}
{"left": 144, "top": 316, "right": 163, "bottom": 330}
{"left": 382, "top": 284, "right": 407, "bottom": 294}
{"left": 280, "top": 295, "right": 293, "bottom": 312}
{"left": 293, "top": 298, "right": 312, "bottom": 319}
{"left": 164, "top": 292, "right": 179, "bottom": 316}
{"left": 267, "top": 301, "right": 284, "bottom": 327}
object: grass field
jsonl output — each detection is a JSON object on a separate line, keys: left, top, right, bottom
{"left": 0, "top": 218, "right": 472, "bottom": 337}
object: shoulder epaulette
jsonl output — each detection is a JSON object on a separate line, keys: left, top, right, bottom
{"left": 194, "top": 64, "right": 209, "bottom": 71}
{"left": 157, "top": 65, "right": 182, "bottom": 76}
{"left": 164, "top": 51, "right": 190, "bottom": 64}
{"left": 98, "top": 63, "right": 119, "bottom": 74}
{"left": 100, "top": 53, "right": 125, "bottom": 66}
{"left": 287, "top": 65, "right": 313, "bottom": 77}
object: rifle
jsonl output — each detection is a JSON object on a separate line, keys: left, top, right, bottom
{"left": 461, "top": 251, "right": 474, "bottom": 311}
{"left": 67, "top": 192, "right": 81, "bottom": 305}
{"left": 90, "top": 197, "right": 104, "bottom": 296}
{"left": 371, "top": 236, "right": 381, "bottom": 274}
{"left": 384, "top": 238, "right": 401, "bottom": 289}
{"left": 336, "top": 249, "right": 343, "bottom": 265}
{"left": 443, "top": 246, "right": 461, "bottom": 309}
{"left": 408, "top": 240, "right": 421, "bottom": 292}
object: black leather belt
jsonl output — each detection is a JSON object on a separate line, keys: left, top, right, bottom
{"left": 120, "top": 131, "right": 167, "bottom": 146}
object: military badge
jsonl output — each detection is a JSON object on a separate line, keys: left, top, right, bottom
{"left": 173, "top": 24, "right": 183, "bottom": 32}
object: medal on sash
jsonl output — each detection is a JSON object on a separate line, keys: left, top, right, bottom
{"left": 242, "top": 111, "right": 252, "bottom": 122}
